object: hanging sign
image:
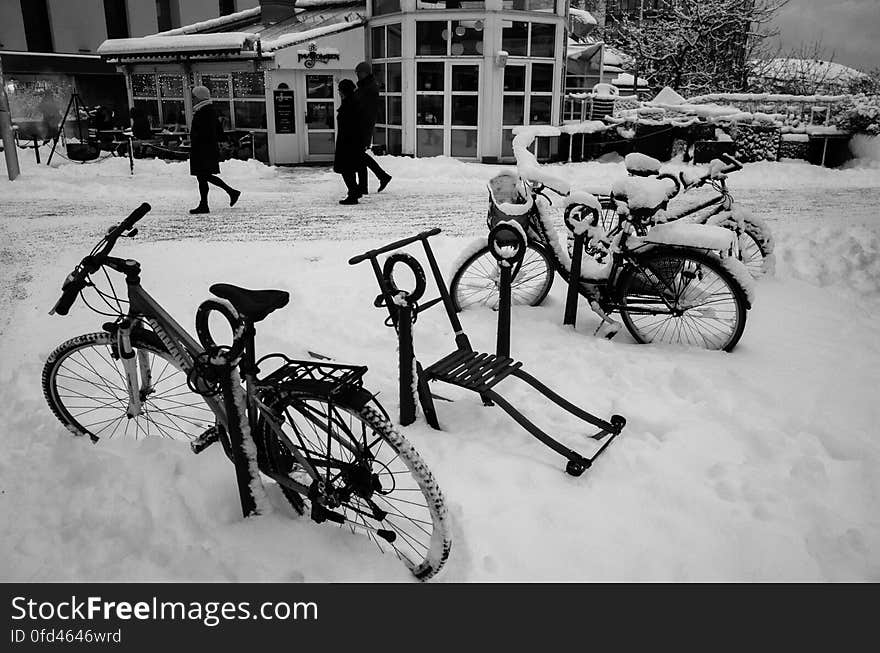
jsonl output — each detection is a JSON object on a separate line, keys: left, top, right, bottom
{"left": 297, "top": 42, "right": 341, "bottom": 68}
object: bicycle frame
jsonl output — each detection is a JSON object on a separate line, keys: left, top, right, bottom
{"left": 107, "top": 261, "right": 323, "bottom": 501}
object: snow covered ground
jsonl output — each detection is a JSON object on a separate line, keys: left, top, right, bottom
{"left": 1, "top": 148, "right": 879, "bottom": 581}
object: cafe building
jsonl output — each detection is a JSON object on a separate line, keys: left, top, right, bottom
{"left": 97, "top": 0, "right": 572, "bottom": 164}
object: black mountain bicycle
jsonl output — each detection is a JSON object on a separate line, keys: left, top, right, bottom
{"left": 41, "top": 203, "right": 452, "bottom": 580}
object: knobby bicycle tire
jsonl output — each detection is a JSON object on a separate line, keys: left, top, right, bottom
{"left": 43, "top": 332, "right": 217, "bottom": 443}
{"left": 258, "top": 389, "right": 452, "bottom": 580}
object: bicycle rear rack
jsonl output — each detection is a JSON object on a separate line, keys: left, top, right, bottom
{"left": 349, "top": 228, "right": 626, "bottom": 477}
{"left": 257, "top": 353, "right": 368, "bottom": 392}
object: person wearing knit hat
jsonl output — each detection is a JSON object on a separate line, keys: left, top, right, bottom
{"left": 188, "top": 85, "right": 240, "bottom": 214}
{"left": 354, "top": 61, "right": 392, "bottom": 196}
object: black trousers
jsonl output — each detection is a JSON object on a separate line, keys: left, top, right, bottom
{"left": 196, "top": 174, "right": 233, "bottom": 206}
{"left": 341, "top": 170, "right": 359, "bottom": 197}
{"left": 357, "top": 150, "right": 388, "bottom": 192}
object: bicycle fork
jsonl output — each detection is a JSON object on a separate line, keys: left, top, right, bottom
{"left": 116, "top": 318, "right": 151, "bottom": 419}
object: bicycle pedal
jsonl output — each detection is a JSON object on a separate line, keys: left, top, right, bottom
{"left": 190, "top": 426, "right": 219, "bottom": 454}
{"left": 594, "top": 320, "right": 621, "bottom": 340}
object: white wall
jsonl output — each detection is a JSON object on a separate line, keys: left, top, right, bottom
{"left": 0, "top": 1, "right": 28, "bottom": 51}
{"left": 128, "top": 0, "right": 159, "bottom": 37}
{"left": 48, "top": 0, "right": 108, "bottom": 53}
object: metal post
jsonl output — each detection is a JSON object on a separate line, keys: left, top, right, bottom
{"left": 564, "top": 232, "right": 586, "bottom": 327}
{"left": 33, "top": 138, "right": 40, "bottom": 164}
{"left": 497, "top": 263, "right": 513, "bottom": 358}
{"left": 0, "top": 58, "right": 21, "bottom": 181}
{"left": 398, "top": 304, "right": 417, "bottom": 426}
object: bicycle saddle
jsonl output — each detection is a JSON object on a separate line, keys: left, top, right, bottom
{"left": 209, "top": 284, "right": 289, "bottom": 323}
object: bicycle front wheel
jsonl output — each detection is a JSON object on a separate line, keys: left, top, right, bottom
{"left": 450, "top": 243, "right": 554, "bottom": 311}
{"left": 259, "top": 392, "right": 451, "bottom": 580}
{"left": 42, "top": 332, "right": 215, "bottom": 442}
{"left": 738, "top": 217, "right": 774, "bottom": 278}
{"left": 617, "top": 249, "right": 748, "bottom": 352}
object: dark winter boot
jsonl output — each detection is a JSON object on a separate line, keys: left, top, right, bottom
{"left": 229, "top": 189, "right": 241, "bottom": 206}
{"left": 339, "top": 196, "right": 359, "bottom": 205}
{"left": 377, "top": 174, "right": 392, "bottom": 193}
{"left": 189, "top": 205, "right": 210, "bottom": 214}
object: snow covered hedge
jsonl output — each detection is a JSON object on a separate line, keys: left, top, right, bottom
{"left": 832, "top": 94, "right": 880, "bottom": 136}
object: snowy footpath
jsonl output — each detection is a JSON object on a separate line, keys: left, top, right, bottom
{"left": 1, "top": 150, "right": 879, "bottom": 581}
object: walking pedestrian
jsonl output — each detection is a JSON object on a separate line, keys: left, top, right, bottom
{"left": 354, "top": 61, "right": 392, "bottom": 195}
{"left": 334, "top": 79, "right": 363, "bottom": 205}
{"left": 188, "top": 85, "right": 240, "bottom": 215}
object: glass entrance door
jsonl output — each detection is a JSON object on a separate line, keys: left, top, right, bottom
{"left": 415, "top": 61, "right": 480, "bottom": 158}
{"left": 305, "top": 74, "right": 336, "bottom": 160}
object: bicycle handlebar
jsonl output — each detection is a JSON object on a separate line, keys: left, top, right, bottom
{"left": 50, "top": 203, "right": 151, "bottom": 316}
{"left": 348, "top": 228, "right": 441, "bottom": 265}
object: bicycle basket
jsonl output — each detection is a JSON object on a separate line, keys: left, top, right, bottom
{"left": 486, "top": 170, "right": 534, "bottom": 231}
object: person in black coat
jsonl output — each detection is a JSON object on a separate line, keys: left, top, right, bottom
{"left": 334, "top": 79, "right": 363, "bottom": 205}
{"left": 188, "top": 85, "right": 240, "bottom": 215}
{"left": 354, "top": 62, "right": 392, "bottom": 196}
{"left": 129, "top": 105, "right": 153, "bottom": 140}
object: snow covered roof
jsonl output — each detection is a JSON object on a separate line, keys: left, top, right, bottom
{"left": 261, "top": 19, "right": 365, "bottom": 52}
{"left": 153, "top": 6, "right": 262, "bottom": 36}
{"left": 756, "top": 58, "right": 867, "bottom": 84}
{"left": 99, "top": 2, "right": 366, "bottom": 60}
{"left": 97, "top": 33, "right": 259, "bottom": 59}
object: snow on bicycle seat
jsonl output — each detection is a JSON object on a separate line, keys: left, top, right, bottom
{"left": 209, "top": 284, "right": 290, "bottom": 322}
{"left": 611, "top": 176, "right": 672, "bottom": 213}
{"left": 624, "top": 152, "right": 662, "bottom": 177}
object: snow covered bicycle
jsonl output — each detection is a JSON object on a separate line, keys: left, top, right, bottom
{"left": 41, "top": 203, "right": 451, "bottom": 580}
{"left": 584, "top": 152, "right": 774, "bottom": 279}
{"left": 450, "top": 170, "right": 752, "bottom": 351}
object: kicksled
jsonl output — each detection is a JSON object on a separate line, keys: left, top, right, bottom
{"left": 349, "top": 226, "right": 625, "bottom": 477}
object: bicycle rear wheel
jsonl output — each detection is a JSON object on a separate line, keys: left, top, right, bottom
{"left": 42, "top": 332, "right": 215, "bottom": 442}
{"left": 259, "top": 391, "right": 451, "bottom": 580}
{"left": 617, "top": 249, "right": 748, "bottom": 352}
{"left": 450, "top": 243, "right": 554, "bottom": 311}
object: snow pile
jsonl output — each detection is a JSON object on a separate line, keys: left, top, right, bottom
{"left": 569, "top": 8, "right": 597, "bottom": 25}
{"left": 611, "top": 176, "right": 672, "bottom": 210}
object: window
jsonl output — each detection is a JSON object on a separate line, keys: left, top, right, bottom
{"left": 372, "top": 0, "right": 401, "bottom": 14}
{"left": 415, "top": 20, "right": 485, "bottom": 57}
{"left": 371, "top": 24, "right": 403, "bottom": 155}
{"left": 502, "top": 21, "right": 556, "bottom": 59}
{"left": 131, "top": 73, "right": 179, "bottom": 128}
{"left": 219, "top": 0, "right": 236, "bottom": 16}
{"left": 416, "top": 62, "right": 480, "bottom": 158}
{"left": 156, "top": 0, "right": 180, "bottom": 32}
{"left": 501, "top": 0, "right": 557, "bottom": 11}
{"left": 131, "top": 73, "right": 182, "bottom": 129}
{"left": 104, "top": 0, "right": 129, "bottom": 39}
{"left": 20, "top": 0, "right": 53, "bottom": 52}
{"left": 502, "top": 63, "right": 555, "bottom": 157}
{"left": 196, "top": 71, "right": 267, "bottom": 132}
{"left": 416, "top": 1, "right": 485, "bottom": 8}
